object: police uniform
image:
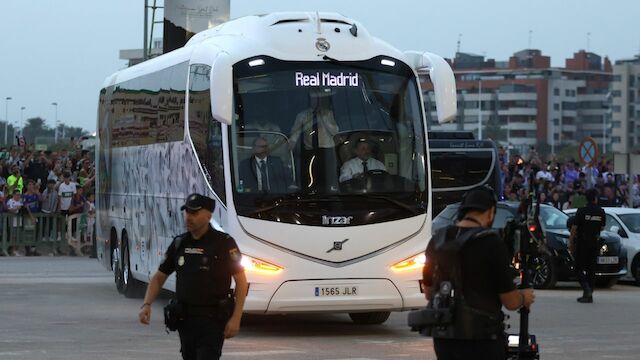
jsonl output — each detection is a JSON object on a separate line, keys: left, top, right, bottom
{"left": 573, "top": 202, "right": 605, "bottom": 302}
{"left": 422, "top": 187, "right": 516, "bottom": 360}
{"left": 158, "top": 197, "right": 243, "bottom": 360}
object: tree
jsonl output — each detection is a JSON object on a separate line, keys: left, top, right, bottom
{"left": 484, "top": 115, "right": 506, "bottom": 143}
{"left": 22, "top": 117, "right": 54, "bottom": 143}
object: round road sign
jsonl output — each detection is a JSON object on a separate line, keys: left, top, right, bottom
{"left": 579, "top": 137, "right": 599, "bottom": 166}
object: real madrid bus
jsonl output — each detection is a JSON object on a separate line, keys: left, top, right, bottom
{"left": 96, "top": 12, "right": 457, "bottom": 324}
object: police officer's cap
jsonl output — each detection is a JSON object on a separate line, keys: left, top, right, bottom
{"left": 180, "top": 193, "right": 215, "bottom": 212}
{"left": 459, "top": 185, "right": 498, "bottom": 214}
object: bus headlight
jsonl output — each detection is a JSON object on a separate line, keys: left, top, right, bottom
{"left": 391, "top": 253, "right": 426, "bottom": 272}
{"left": 240, "top": 254, "right": 283, "bottom": 274}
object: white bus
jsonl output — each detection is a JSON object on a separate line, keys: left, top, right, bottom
{"left": 96, "top": 12, "right": 456, "bottom": 324}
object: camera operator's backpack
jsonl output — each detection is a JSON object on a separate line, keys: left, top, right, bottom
{"left": 411, "top": 225, "right": 505, "bottom": 340}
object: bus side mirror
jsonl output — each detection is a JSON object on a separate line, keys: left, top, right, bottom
{"left": 404, "top": 51, "right": 457, "bottom": 124}
{"left": 210, "top": 52, "right": 234, "bottom": 125}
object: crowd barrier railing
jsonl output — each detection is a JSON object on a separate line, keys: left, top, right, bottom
{"left": 0, "top": 212, "right": 94, "bottom": 256}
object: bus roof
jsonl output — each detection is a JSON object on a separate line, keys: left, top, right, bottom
{"left": 103, "top": 12, "right": 412, "bottom": 88}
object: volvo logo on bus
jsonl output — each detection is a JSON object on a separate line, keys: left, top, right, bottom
{"left": 322, "top": 215, "right": 353, "bottom": 225}
{"left": 315, "top": 37, "right": 330, "bottom": 52}
{"left": 326, "top": 239, "right": 349, "bottom": 253}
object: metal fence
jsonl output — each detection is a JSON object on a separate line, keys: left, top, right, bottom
{"left": 0, "top": 213, "right": 94, "bottom": 256}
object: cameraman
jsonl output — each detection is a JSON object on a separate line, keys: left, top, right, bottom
{"left": 423, "top": 186, "right": 535, "bottom": 359}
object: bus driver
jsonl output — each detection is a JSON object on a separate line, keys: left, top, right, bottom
{"left": 339, "top": 140, "right": 386, "bottom": 182}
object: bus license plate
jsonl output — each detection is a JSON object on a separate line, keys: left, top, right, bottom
{"left": 315, "top": 286, "right": 358, "bottom": 297}
{"left": 597, "top": 256, "right": 619, "bottom": 264}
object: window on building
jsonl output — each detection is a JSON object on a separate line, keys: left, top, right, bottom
{"left": 554, "top": 103, "right": 560, "bottom": 110}
{"left": 611, "top": 90, "right": 621, "bottom": 97}
{"left": 613, "top": 75, "right": 621, "bottom": 82}
{"left": 630, "top": 75, "right": 636, "bottom": 87}
{"left": 553, "top": 88, "right": 560, "bottom": 96}
{"left": 630, "top": 91, "right": 636, "bottom": 102}
{"left": 565, "top": 89, "right": 571, "bottom": 96}
{"left": 613, "top": 105, "right": 621, "bottom": 113}
{"left": 612, "top": 121, "right": 621, "bottom": 128}
{"left": 612, "top": 136, "right": 621, "bottom": 144}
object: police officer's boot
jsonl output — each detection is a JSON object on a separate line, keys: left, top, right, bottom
{"left": 577, "top": 285, "right": 593, "bottom": 303}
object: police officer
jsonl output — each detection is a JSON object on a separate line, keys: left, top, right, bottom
{"left": 423, "top": 186, "right": 535, "bottom": 359}
{"left": 138, "top": 193, "right": 248, "bottom": 360}
{"left": 569, "top": 188, "right": 605, "bottom": 303}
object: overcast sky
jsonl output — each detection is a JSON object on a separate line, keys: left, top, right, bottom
{"left": 1, "top": 0, "right": 638, "bottom": 133}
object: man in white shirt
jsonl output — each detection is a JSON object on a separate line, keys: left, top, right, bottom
{"left": 535, "top": 165, "right": 555, "bottom": 183}
{"left": 339, "top": 141, "right": 386, "bottom": 182}
{"left": 289, "top": 88, "right": 340, "bottom": 190}
{"left": 58, "top": 171, "right": 77, "bottom": 216}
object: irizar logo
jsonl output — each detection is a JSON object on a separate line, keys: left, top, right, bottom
{"left": 322, "top": 215, "right": 353, "bottom": 225}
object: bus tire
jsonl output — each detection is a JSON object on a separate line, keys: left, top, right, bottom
{"left": 348, "top": 311, "right": 390, "bottom": 325}
{"left": 122, "top": 236, "right": 145, "bottom": 298}
{"left": 113, "top": 230, "right": 124, "bottom": 294}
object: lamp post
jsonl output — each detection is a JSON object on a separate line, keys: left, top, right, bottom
{"left": 20, "top": 106, "right": 25, "bottom": 136}
{"left": 603, "top": 91, "right": 612, "bottom": 155}
{"left": 477, "top": 79, "right": 483, "bottom": 139}
{"left": 51, "top": 102, "right": 58, "bottom": 143}
{"left": 4, "top": 97, "right": 11, "bottom": 145}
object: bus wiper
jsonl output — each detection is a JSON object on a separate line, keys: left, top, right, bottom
{"left": 249, "top": 193, "right": 323, "bottom": 216}
{"left": 333, "top": 194, "right": 419, "bottom": 214}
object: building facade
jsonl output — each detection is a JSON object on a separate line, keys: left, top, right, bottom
{"left": 423, "top": 49, "right": 612, "bottom": 156}
{"left": 611, "top": 56, "right": 640, "bottom": 154}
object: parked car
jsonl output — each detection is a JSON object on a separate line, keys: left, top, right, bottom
{"left": 433, "top": 201, "right": 627, "bottom": 289}
{"left": 565, "top": 207, "right": 640, "bottom": 285}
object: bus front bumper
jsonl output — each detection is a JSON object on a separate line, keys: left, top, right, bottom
{"left": 243, "top": 278, "right": 426, "bottom": 314}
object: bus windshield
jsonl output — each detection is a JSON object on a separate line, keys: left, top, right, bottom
{"left": 229, "top": 56, "right": 427, "bottom": 226}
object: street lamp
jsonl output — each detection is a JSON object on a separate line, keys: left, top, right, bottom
{"left": 603, "top": 91, "right": 612, "bottom": 155}
{"left": 4, "top": 96, "right": 12, "bottom": 145}
{"left": 477, "top": 79, "right": 483, "bottom": 139}
{"left": 51, "top": 102, "right": 58, "bottom": 143}
{"left": 20, "top": 106, "right": 25, "bottom": 136}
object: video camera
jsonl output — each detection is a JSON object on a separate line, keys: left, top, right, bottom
{"left": 501, "top": 172, "right": 544, "bottom": 360}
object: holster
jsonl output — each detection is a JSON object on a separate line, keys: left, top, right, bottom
{"left": 217, "top": 297, "right": 235, "bottom": 322}
{"left": 163, "top": 299, "right": 185, "bottom": 332}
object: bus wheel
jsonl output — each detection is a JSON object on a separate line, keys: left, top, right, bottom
{"left": 114, "top": 246, "right": 124, "bottom": 294}
{"left": 348, "top": 312, "right": 390, "bottom": 325}
{"left": 122, "top": 238, "right": 145, "bottom": 298}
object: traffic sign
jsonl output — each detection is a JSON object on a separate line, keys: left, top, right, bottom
{"left": 579, "top": 137, "right": 598, "bottom": 166}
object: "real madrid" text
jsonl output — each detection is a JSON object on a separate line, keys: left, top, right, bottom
{"left": 295, "top": 72, "right": 359, "bottom": 87}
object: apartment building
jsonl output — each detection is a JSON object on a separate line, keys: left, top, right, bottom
{"left": 423, "top": 49, "right": 612, "bottom": 156}
{"left": 611, "top": 56, "right": 640, "bottom": 154}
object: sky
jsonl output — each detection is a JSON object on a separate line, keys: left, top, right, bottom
{"left": 0, "top": 0, "right": 638, "bottom": 133}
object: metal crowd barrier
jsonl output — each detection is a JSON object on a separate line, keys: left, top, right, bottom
{"left": 0, "top": 213, "right": 95, "bottom": 256}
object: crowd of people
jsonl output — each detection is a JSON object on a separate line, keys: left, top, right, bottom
{"left": 0, "top": 144, "right": 96, "bottom": 256}
{"left": 498, "top": 146, "right": 639, "bottom": 209}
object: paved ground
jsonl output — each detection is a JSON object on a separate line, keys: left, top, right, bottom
{"left": 1, "top": 257, "right": 639, "bottom": 359}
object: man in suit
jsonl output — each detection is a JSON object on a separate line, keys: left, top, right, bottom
{"left": 239, "top": 137, "right": 292, "bottom": 193}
